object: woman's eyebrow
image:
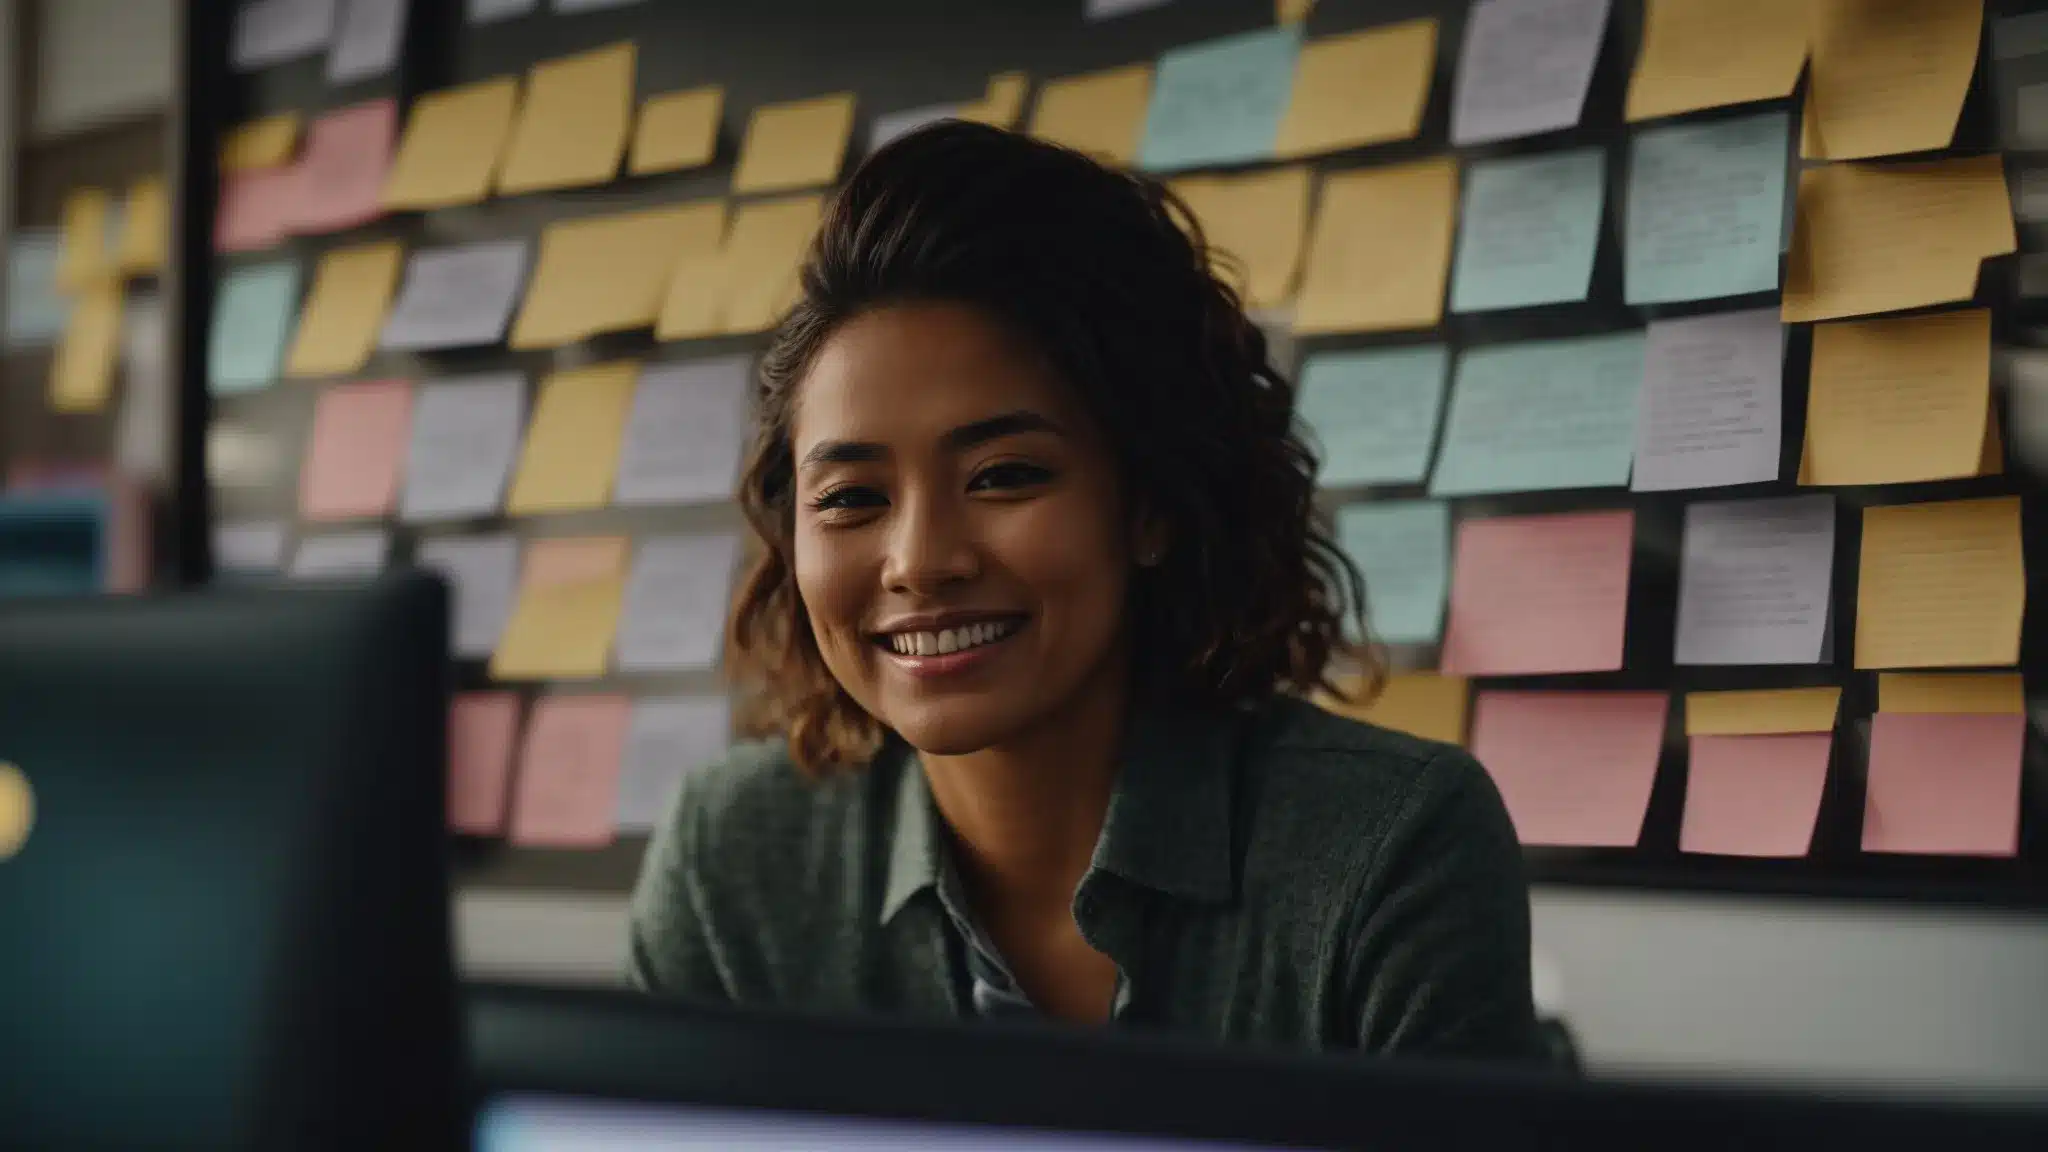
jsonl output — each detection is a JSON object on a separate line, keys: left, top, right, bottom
{"left": 798, "top": 410, "right": 1062, "bottom": 470}
{"left": 800, "top": 439, "right": 886, "bottom": 469}
{"left": 940, "top": 410, "right": 1063, "bottom": 451}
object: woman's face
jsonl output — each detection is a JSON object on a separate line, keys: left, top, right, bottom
{"left": 788, "top": 301, "right": 1138, "bottom": 757}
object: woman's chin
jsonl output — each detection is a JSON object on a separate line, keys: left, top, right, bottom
{"left": 887, "top": 705, "right": 1017, "bottom": 759}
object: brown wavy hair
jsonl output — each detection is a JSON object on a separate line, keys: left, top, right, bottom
{"left": 724, "top": 121, "right": 1378, "bottom": 775}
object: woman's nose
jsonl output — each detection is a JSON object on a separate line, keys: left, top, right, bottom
{"left": 880, "top": 492, "right": 980, "bottom": 594}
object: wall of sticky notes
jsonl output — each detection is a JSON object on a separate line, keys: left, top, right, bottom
{"left": 191, "top": 0, "right": 2048, "bottom": 904}
{"left": 3, "top": 104, "right": 172, "bottom": 587}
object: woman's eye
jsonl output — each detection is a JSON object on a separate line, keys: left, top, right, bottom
{"left": 809, "top": 485, "right": 886, "bottom": 513}
{"left": 968, "top": 461, "right": 1054, "bottom": 492}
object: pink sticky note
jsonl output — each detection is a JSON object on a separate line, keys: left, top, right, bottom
{"left": 299, "top": 380, "right": 414, "bottom": 520}
{"left": 288, "top": 98, "right": 395, "bottom": 235}
{"left": 1864, "top": 712, "right": 2023, "bottom": 856}
{"left": 449, "top": 692, "right": 522, "bottom": 835}
{"left": 523, "top": 536, "right": 630, "bottom": 588}
{"left": 215, "top": 167, "right": 297, "bottom": 252}
{"left": 510, "top": 694, "right": 632, "bottom": 848}
{"left": 1442, "top": 510, "right": 1634, "bottom": 676}
{"left": 1681, "top": 733, "right": 1832, "bottom": 857}
{"left": 1471, "top": 691, "right": 1668, "bottom": 847}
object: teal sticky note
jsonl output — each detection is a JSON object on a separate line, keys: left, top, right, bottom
{"left": 1336, "top": 500, "right": 1450, "bottom": 645}
{"left": 1430, "top": 331, "right": 1645, "bottom": 496}
{"left": 1297, "top": 345, "right": 1449, "bottom": 487}
{"left": 1625, "top": 111, "right": 1790, "bottom": 305}
{"left": 1139, "top": 26, "right": 1302, "bottom": 173}
{"left": 1450, "top": 146, "right": 1607, "bottom": 314}
{"left": 5, "top": 230, "right": 69, "bottom": 347}
{"left": 209, "top": 260, "right": 301, "bottom": 395}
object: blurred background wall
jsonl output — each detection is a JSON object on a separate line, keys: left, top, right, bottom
{"left": 4, "top": 0, "right": 2046, "bottom": 1092}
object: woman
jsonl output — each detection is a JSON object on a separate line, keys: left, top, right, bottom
{"left": 630, "top": 121, "right": 1541, "bottom": 1061}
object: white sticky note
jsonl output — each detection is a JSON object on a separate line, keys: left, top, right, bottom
{"left": 1297, "top": 346, "right": 1449, "bottom": 488}
{"left": 234, "top": 0, "right": 338, "bottom": 71}
{"left": 467, "top": 0, "right": 536, "bottom": 20}
{"left": 615, "top": 535, "right": 742, "bottom": 672}
{"left": 400, "top": 373, "right": 528, "bottom": 522}
{"left": 290, "top": 530, "right": 390, "bottom": 580}
{"left": 1086, "top": 0, "right": 1173, "bottom": 18}
{"left": 216, "top": 521, "right": 289, "bottom": 574}
{"left": 327, "top": 0, "right": 407, "bottom": 84}
{"left": 417, "top": 534, "right": 521, "bottom": 658}
{"left": 1632, "top": 309, "right": 1784, "bottom": 492}
{"left": 615, "top": 695, "right": 732, "bottom": 833}
{"left": 614, "top": 355, "right": 752, "bottom": 507}
{"left": 379, "top": 240, "right": 529, "bottom": 352}
{"left": 1451, "top": 0, "right": 1612, "bottom": 146}
{"left": 871, "top": 104, "right": 961, "bottom": 150}
{"left": 1675, "top": 494, "right": 1834, "bottom": 666}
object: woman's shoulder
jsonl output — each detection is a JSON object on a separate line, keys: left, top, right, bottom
{"left": 1240, "top": 695, "right": 1511, "bottom": 847}
{"left": 655, "top": 736, "right": 888, "bottom": 853}
{"left": 1251, "top": 694, "right": 1483, "bottom": 781}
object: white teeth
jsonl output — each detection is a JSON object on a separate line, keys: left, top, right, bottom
{"left": 886, "top": 620, "right": 1018, "bottom": 658}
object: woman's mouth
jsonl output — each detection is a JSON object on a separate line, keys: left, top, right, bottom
{"left": 871, "top": 616, "right": 1028, "bottom": 678}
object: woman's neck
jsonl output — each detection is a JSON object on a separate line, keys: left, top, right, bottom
{"left": 919, "top": 676, "right": 1127, "bottom": 918}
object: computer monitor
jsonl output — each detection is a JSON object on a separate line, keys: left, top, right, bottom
{"left": 0, "top": 576, "right": 462, "bottom": 1151}
{"left": 465, "top": 983, "right": 2048, "bottom": 1151}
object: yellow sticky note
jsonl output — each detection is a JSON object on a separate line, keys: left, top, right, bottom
{"left": 381, "top": 78, "right": 521, "bottom": 211}
{"left": 286, "top": 241, "right": 405, "bottom": 378}
{"left": 1275, "top": 20, "right": 1436, "bottom": 159}
{"left": 1028, "top": 64, "right": 1153, "bottom": 167}
{"left": 1315, "top": 672, "right": 1469, "bottom": 746}
{"left": 656, "top": 249, "right": 729, "bottom": 342}
{"left": 512, "top": 201, "right": 728, "bottom": 349}
{"left": 1801, "top": 309, "right": 1994, "bottom": 486}
{"left": 48, "top": 282, "right": 123, "bottom": 414}
{"left": 1782, "top": 156, "right": 2015, "bottom": 324}
{"left": 1167, "top": 166, "right": 1312, "bottom": 310}
{"left": 1880, "top": 673, "right": 2025, "bottom": 716}
{"left": 506, "top": 361, "right": 640, "bottom": 515}
{"left": 1626, "top": 0, "right": 1809, "bottom": 123}
{"left": 497, "top": 42, "right": 635, "bottom": 196}
{"left": 1803, "top": 0, "right": 1982, "bottom": 161}
{"left": 1685, "top": 688, "right": 1841, "bottom": 737}
{"left": 1294, "top": 156, "right": 1457, "bottom": 335}
{"left": 491, "top": 537, "right": 630, "bottom": 681}
{"left": 116, "top": 176, "right": 167, "bottom": 275}
{"left": 732, "top": 93, "right": 856, "bottom": 195}
{"left": 630, "top": 85, "right": 723, "bottom": 176}
{"left": 1856, "top": 497, "right": 2025, "bottom": 670}
{"left": 720, "top": 194, "right": 825, "bottom": 335}
{"left": 56, "top": 188, "right": 114, "bottom": 293}
{"left": 958, "top": 72, "right": 1029, "bottom": 129}
{"left": 222, "top": 112, "right": 302, "bottom": 171}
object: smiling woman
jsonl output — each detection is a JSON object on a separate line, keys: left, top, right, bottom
{"left": 628, "top": 121, "right": 1543, "bottom": 1059}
